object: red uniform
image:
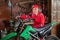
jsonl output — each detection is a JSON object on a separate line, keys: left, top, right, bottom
{"left": 20, "top": 11, "right": 45, "bottom": 28}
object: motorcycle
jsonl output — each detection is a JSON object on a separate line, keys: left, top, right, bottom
{"left": 1, "top": 18, "right": 58, "bottom": 40}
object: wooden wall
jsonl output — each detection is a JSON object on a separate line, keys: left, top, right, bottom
{"left": 51, "top": 23, "right": 60, "bottom": 38}
{"left": 51, "top": 0, "right": 60, "bottom": 22}
{"left": 0, "top": 0, "right": 34, "bottom": 30}
{"left": 0, "top": 0, "right": 51, "bottom": 29}
{"left": 51, "top": 0, "right": 60, "bottom": 38}
{"left": 0, "top": 0, "right": 10, "bottom": 30}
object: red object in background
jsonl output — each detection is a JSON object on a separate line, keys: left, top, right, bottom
{"left": 20, "top": 12, "right": 45, "bottom": 28}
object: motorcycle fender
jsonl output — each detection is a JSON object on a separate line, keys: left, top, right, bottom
{"left": 1, "top": 32, "right": 17, "bottom": 40}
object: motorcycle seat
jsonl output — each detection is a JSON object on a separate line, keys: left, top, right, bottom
{"left": 34, "top": 24, "right": 51, "bottom": 32}
{"left": 34, "top": 24, "right": 52, "bottom": 37}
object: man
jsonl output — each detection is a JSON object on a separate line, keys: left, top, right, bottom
{"left": 16, "top": 4, "right": 45, "bottom": 28}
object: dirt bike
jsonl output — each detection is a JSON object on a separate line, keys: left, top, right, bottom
{"left": 1, "top": 18, "right": 58, "bottom": 40}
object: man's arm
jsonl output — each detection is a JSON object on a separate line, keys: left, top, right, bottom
{"left": 15, "top": 16, "right": 20, "bottom": 19}
{"left": 40, "top": 13, "right": 45, "bottom": 26}
{"left": 15, "top": 15, "right": 26, "bottom": 20}
{"left": 24, "top": 22, "right": 34, "bottom": 25}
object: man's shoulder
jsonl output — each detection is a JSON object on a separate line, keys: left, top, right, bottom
{"left": 39, "top": 12, "right": 44, "bottom": 16}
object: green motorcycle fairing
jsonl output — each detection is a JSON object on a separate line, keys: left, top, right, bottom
{"left": 20, "top": 25, "right": 36, "bottom": 40}
{"left": 1, "top": 32, "right": 17, "bottom": 40}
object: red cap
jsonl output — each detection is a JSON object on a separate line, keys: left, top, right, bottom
{"left": 32, "top": 4, "right": 38, "bottom": 8}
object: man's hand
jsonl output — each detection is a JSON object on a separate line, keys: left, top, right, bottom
{"left": 15, "top": 16, "right": 20, "bottom": 19}
{"left": 24, "top": 22, "right": 34, "bottom": 25}
{"left": 40, "top": 24, "right": 44, "bottom": 27}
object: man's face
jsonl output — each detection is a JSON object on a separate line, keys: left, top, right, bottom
{"left": 32, "top": 8, "right": 38, "bottom": 15}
